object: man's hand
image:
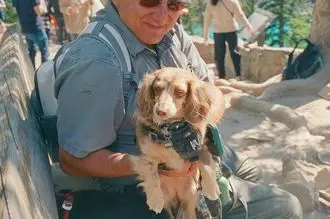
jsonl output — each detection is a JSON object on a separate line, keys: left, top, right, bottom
{"left": 158, "top": 160, "right": 199, "bottom": 177}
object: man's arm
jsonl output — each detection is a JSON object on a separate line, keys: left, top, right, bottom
{"left": 59, "top": 147, "right": 134, "bottom": 177}
{"left": 34, "top": 4, "right": 43, "bottom": 16}
{"left": 55, "top": 37, "right": 131, "bottom": 178}
{"left": 33, "top": 0, "right": 45, "bottom": 15}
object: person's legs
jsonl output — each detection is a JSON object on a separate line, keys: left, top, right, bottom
{"left": 213, "top": 32, "right": 226, "bottom": 79}
{"left": 56, "top": 14, "right": 65, "bottom": 44}
{"left": 35, "top": 29, "right": 49, "bottom": 64}
{"left": 24, "top": 33, "right": 38, "bottom": 69}
{"left": 224, "top": 176, "right": 303, "bottom": 219}
{"left": 221, "top": 141, "right": 262, "bottom": 182}
{"left": 226, "top": 32, "right": 241, "bottom": 78}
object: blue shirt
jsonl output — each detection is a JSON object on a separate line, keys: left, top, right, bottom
{"left": 55, "top": 3, "right": 213, "bottom": 189}
{"left": 13, "top": 0, "right": 44, "bottom": 33}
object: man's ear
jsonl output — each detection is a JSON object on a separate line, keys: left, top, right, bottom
{"left": 184, "top": 80, "right": 212, "bottom": 124}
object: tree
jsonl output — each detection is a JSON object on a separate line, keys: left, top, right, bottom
{"left": 181, "top": 0, "right": 206, "bottom": 36}
{"left": 259, "top": 0, "right": 296, "bottom": 47}
{"left": 310, "top": 0, "right": 330, "bottom": 59}
{"left": 259, "top": 0, "right": 313, "bottom": 47}
{"left": 239, "top": 0, "right": 258, "bottom": 17}
{"left": 4, "top": 0, "right": 17, "bottom": 24}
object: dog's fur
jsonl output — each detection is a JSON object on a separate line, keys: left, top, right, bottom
{"left": 130, "top": 68, "right": 223, "bottom": 219}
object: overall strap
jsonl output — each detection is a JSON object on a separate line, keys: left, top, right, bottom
{"left": 78, "top": 20, "right": 133, "bottom": 110}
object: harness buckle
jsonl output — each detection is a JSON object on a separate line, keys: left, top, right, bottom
{"left": 62, "top": 193, "right": 74, "bottom": 211}
{"left": 149, "top": 132, "right": 158, "bottom": 141}
{"left": 164, "top": 140, "right": 173, "bottom": 148}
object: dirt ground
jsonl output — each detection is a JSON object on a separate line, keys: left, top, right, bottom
{"left": 30, "top": 37, "right": 330, "bottom": 218}
{"left": 217, "top": 68, "right": 330, "bottom": 218}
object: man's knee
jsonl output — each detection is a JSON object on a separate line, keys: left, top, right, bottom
{"left": 222, "top": 144, "right": 262, "bottom": 182}
{"left": 277, "top": 190, "right": 303, "bottom": 219}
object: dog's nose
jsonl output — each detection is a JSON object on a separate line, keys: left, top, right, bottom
{"left": 156, "top": 109, "right": 168, "bottom": 117}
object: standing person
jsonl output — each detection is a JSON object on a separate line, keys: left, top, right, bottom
{"left": 204, "top": 0, "right": 253, "bottom": 80}
{"left": 59, "top": 0, "right": 92, "bottom": 41}
{"left": 48, "top": 0, "right": 66, "bottom": 44}
{"left": 54, "top": 1, "right": 302, "bottom": 218}
{"left": 0, "top": 0, "right": 6, "bottom": 34}
{"left": 13, "top": 0, "right": 49, "bottom": 69}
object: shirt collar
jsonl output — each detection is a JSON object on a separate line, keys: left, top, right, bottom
{"left": 103, "top": 3, "right": 176, "bottom": 57}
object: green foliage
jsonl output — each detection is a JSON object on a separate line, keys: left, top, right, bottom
{"left": 4, "top": 0, "right": 17, "bottom": 24}
{"left": 287, "top": 14, "right": 312, "bottom": 47}
{"left": 258, "top": 0, "right": 312, "bottom": 47}
{"left": 181, "top": 0, "right": 206, "bottom": 36}
{"left": 239, "top": 0, "right": 257, "bottom": 17}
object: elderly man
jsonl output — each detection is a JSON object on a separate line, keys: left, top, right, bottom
{"left": 55, "top": 0, "right": 303, "bottom": 218}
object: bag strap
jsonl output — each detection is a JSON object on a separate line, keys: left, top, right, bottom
{"left": 288, "top": 39, "right": 312, "bottom": 65}
{"left": 220, "top": 0, "right": 234, "bottom": 17}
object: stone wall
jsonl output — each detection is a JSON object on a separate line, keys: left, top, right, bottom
{"left": 192, "top": 36, "right": 301, "bottom": 82}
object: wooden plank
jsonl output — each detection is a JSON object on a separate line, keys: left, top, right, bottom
{"left": 0, "top": 25, "right": 58, "bottom": 219}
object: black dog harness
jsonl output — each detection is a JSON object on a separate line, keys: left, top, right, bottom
{"left": 142, "top": 121, "right": 203, "bottom": 163}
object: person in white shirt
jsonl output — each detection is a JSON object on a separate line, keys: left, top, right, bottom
{"left": 204, "top": 0, "right": 253, "bottom": 80}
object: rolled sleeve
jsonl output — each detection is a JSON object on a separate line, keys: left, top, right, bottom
{"left": 55, "top": 42, "right": 125, "bottom": 158}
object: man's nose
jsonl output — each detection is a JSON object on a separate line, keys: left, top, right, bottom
{"left": 151, "top": 1, "right": 168, "bottom": 24}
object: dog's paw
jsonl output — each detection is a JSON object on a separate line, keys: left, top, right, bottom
{"left": 201, "top": 179, "right": 221, "bottom": 201}
{"left": 146, "top": 190, "right": 165, "bottom": 214}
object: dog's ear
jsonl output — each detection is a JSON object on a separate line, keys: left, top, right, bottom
{"left": 184, "top": 80, "right": 212, "bottom": 124}
{"left": 136, "top": 72, "right": 157, "bottom": 119}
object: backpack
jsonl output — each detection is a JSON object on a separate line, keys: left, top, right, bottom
{"left": 32, "top": 20, "right": 132, "bottom": 162}
{"left": 282, "top": 39, "right": 324, "bottom": 81}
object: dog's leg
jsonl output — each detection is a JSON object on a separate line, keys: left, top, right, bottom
{"left": 199, "top": 149, "right": 221, "bottom": 201}
{"left": 165, "top": 207, "right": 175, "bottom": 219}
{"left": 177, "top": 200, "right": 197, "bottom": 219}
{"left": 177, "top": 177, "right": 199, "bottom": 219}
{"left": 130, "top": 155, "right": 165, "bottom": 214}
{"left": 165, "top": 148, "right": 185, "bottom": 171}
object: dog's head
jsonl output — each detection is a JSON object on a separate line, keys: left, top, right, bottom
{"left": 136, "top": 68, "right": 213, "bottom": 126}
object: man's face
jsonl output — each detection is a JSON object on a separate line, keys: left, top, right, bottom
{"left": 113, "top": 0, "right": 185, "bottom": 45}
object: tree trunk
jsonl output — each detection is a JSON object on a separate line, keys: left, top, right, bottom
{"left": 310, "top": 0, "right": 330, "bottom": 60}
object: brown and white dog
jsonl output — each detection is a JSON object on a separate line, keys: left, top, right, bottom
{"left": 130, "top": 67, "right": 224, "bottom": 219}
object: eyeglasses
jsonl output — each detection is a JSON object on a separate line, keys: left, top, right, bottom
{"left": 140, "top": 0, "right": 187, "bottom": 11}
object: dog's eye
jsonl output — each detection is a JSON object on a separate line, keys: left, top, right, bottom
{"left": 153, "top": 86, "right": 163, "bottom": 94}
{"left": 175, "top": 88, "right": 186, "bottom": 97}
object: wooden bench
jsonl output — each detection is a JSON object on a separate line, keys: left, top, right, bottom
{"left": 0, "top": 25, "right": 58, "bottom": 219}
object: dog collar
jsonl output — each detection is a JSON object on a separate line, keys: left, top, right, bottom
{"left": 142, "top": 121, "right": 202, "bottom": 162}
